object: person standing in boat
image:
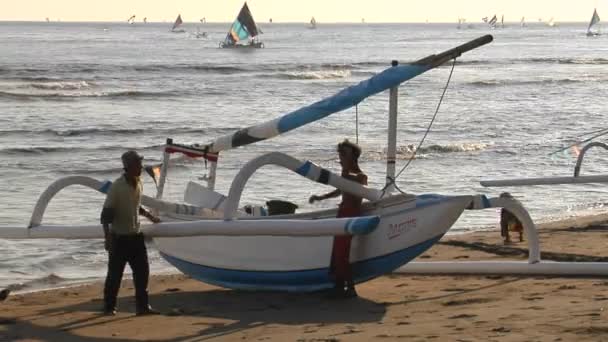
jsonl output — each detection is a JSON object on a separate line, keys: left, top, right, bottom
{"left": 100, "top": 150, "right": 161, "bottom": 316}
{"left": 309, "top": 139, "right": 367, "bottom": 298}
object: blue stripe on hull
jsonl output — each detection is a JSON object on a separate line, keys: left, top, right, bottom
{"left": 160, "top": 233, "right": 444, "bottom": 292}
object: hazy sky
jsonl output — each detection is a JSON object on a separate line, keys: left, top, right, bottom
{"left": 2, "top": 0, "right": 603, "bottom": 22}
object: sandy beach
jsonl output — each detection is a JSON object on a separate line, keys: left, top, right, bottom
{"left": 1, "top": 215, "right": 608, "bottom": 342}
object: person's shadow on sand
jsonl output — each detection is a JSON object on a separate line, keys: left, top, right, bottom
{"left": 2, "top": 289, "right": 386, "bottom": 341}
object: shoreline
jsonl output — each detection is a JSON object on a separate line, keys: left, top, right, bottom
{"left": 1, "top": 212, "right": 608, "bottom": 340}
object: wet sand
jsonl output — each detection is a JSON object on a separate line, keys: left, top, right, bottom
{"left": 1, "top": 215, "right": 608, "bottom": 341}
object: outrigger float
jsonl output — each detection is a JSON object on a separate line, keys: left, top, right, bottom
{"left": 8, "top": 35, "right": 598, "bottom": 292}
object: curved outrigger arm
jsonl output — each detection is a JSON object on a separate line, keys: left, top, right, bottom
{"left": 481, "top": 142, "right": 608, "bottom": 187}
{"left": 573, "top": 142, "right": 608, "bottom": 177}
{"left": 468, "top": 195, "right": 540, "bottom": 263}
{"left": 27, "top": 176, "right": 212, "bottom": 228}
{"left": 1, "top": 174, "right": 380, "bottom": 239}
{"left": 223, "top": 152, "right": 383, "bottom": 220}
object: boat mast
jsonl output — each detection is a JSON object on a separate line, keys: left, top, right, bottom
{"left": 385, "top": 60, "right": 399, "bottom": 194}
{"left": 156, "top": 138, "right": 172, "bottom": 201}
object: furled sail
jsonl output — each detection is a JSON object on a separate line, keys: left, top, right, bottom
{"left": 223, "top": 2, "right": 259, "bottom": 46}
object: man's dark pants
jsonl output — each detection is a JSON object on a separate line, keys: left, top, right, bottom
{"left": 103, "top": 233, "right": 150, "bottom": 312}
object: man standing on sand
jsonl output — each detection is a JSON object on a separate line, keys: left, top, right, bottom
{"left": 100, "top": 150, "right": 161, "bottom": 316}
{"left": 309, "top": 139, "right": 368, "bottom": 298}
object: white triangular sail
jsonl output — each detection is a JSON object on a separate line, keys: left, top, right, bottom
{"left": 587, "top": 9, "right": 601, "bottom": 34}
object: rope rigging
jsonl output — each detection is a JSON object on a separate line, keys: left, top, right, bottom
{"left": 382, "top": 57, "right": 458, "bottom": 195}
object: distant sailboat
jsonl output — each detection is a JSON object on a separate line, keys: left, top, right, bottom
{"left": 547, "top": 17, "right": 557, "bottom": 27}
{"left": 501, "top": 15, "right": 504, "bottom": 28}
{"left": 587, "top": 8, "right": 601, "bottom": 36}
{"left": 520, "top": 16, "right": 526, "bottom": 27}
{"left": 309, "top": 17, "right": 317, "bottom": 29}
{"left": 220, "top": 2, "right": 264, "bottom": 48}
{"left": 195, "top": 17, "right": 207, "bottom": 38}
{"left": 488, "top": 15, "right": 498, "bottom": 29}
{"left": 143, "top": 17, "right": 147, "bottom": 24}
{"left": 127, "top": 15, "right": 136, "bottom": 25}
{"left": 172, "top": 14, "right": 186, "bottom": 33}
{"left": 45, "top": 17, "right": 50, "bottom": 23}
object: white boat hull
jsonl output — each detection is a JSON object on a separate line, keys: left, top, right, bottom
{"left": 155, "top": 194, "right": 472, "bottom": 291}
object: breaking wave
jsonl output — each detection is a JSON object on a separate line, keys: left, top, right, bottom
{"left": 0, "top": 126, "right": 238, "bottom": 137}
{"left": 415, "top": 143, "right": 490, "bottom": 154}
{"left": 273, "top": 69, "right": 352, "bottom": 80}
{"left": 0, "top": 89, "right": 183, "bottom": 100}
{"left": 27, "top": 80, "right": 94, "bottom": 90}
{"left": 467, "top": 77, "right": 604, "bottom": 87}
{"left": 4, "top": 273, "right": 68, "bottom": 292}
{"left": 455, "top": 57, "right": 608, "bottom": 66}
{"left": 0, "top": 144, "right": 165, "bottom": 155}
{"left": 364, "top": 143, "right": 490, "bottom": 161}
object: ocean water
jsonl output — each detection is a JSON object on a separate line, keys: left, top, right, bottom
{"left": 1, "top": 21, "right": 607, "bottom": 290}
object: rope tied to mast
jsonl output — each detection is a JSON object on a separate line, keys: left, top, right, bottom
{"left": 382, "top": 57, "right": 458, "bottom": 196}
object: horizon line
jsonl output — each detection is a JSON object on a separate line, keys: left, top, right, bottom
{"left": 0, "top": 19, "right": 590, "bottom": 24}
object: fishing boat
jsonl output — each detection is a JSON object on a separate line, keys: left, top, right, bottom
{"left": 586, "top": 8, "right": 601, "bottom": 36}
{"left": 171, "top": 14, "right": 186, "bottom": 33}
{"left": 0, "top": 36, "right": 494, "bottom": 292}
{"left": 220, "top": 2, "right": 263, "bottom": 48}
{"left": 309, "top": 17, "right": 317, "bottom": 29}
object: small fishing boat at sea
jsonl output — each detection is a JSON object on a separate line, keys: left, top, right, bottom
{"left": 171, "top": 14, "right": 186, "bottom": 33}
{"left": 220, "top": 2, "right": 263, "bottom": 49}
{"left": 309, "top": 17, "right": 317, "bottom": 29}
{"left": 586, "top": 8, "right": 601, "bottom": 36}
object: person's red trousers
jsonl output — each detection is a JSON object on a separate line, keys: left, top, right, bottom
{"left": 330, "top": 206, "right": 361, "bottom": 284}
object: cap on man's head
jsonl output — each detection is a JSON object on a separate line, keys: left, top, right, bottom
{"left": 121, "top": 150, "right": 143, "bottom": 168}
